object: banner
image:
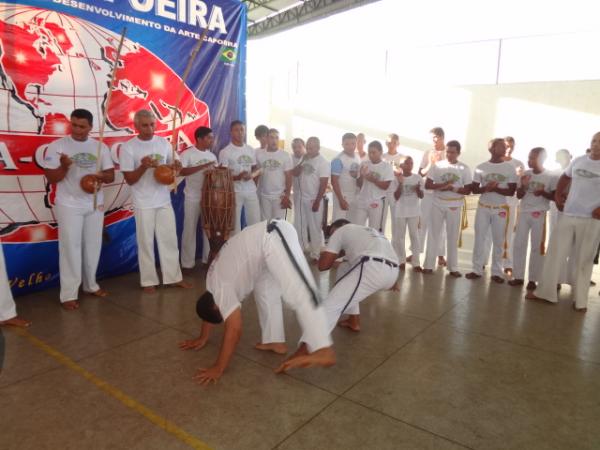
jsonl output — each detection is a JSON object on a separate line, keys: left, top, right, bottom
{"left": 0, "top": 0, "right": 246, "bottom": 296}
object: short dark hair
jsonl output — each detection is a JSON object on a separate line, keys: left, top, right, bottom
{"left": 505, "top": 136, "right": 515, "bottom": 145}
{"left": 254, "top": 125, "right": 269, "bottom": 138}
{"left": 430, "top": 127, "right": 444, "bottom": 138}
{"left": 269, "top": 128, "right": 279, "bottom": 135}
{"left": 230, "top": 120, "right": 244, "bottom": 130}
{"left": 292, "top": 137, "right": 305, "bottom": 146}
{"left": 446, "top": 140, "right": 461, "bottom": 153}
{"left": 326, "top": 218, "right": 350, "bottom": 238}
{"left": 71, "top": 109, "right": 93, "bottom": 126}
{"left": 342, "top": 132, "right": 356, "bottom": 141}
{"left": 196, "top": 292, "right": 223, "bottom": 324}
{"left": 195, "top": 126, "right": 212, "bottom": 140}
{"left": 488, "top": 138, "right": 505, "bottom": 151}
{"left": 368, "top": 140, "right": 383, "bottom": 152}
{"left": 530, "top": 147, "right": 546, "bottom": 158}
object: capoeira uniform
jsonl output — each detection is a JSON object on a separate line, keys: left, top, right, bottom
{"left": 120, "top": 136, "right": 183, "bottom": 287}
{"left": 423, "top": 160, "right": 472, "bottom": 272}
{"left": 180, "top": 146, "right": 217, "bottom": 268}
{"left": 535, "top": 156, "right": 600, "bottom": 309}
{"left": 0, "top": 242, "right": 17, "bottom": 321}
{"left": 218, "top": 143, "right": 261, "bottom": 234}
{"left": 330, "top": 151, "right": 360, "bottom": 221}
{"left": 43, "top": 136, "right": 113, "bottom": 303}
{"left": 471, "top": 161, "right": 518, "bottom": 278}
{"left": 256, "top": 148, "right": 292, "bottom": 221}
{"left": 383, "top": 152, "right": 405, "bottom": 245}
{"left": 393, "top": 174, "right": 423, "bottom": 266}
{"left": 353, "top": 160, "right": 394, "bottom": 232}
{"left": 207, "top": 220, "right": 331, "bottom": 351}
{"left": 291, "top": 154, "right": 308, "bottom": 250}
{"left": 512, "top": 169, "right": 557, "bottom": 283}
{"left": 298, "top": 154, "right": 330, "bottom": 259}
{"left": 322, "top": 224, "right": 399, "bottom": 332}
{"left": 419, "top": 149, "right": 446, "bottom": 257}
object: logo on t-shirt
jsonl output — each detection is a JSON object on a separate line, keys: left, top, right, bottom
{"left": 403, "top": 183, "right": 418, "bottom": 195}
{"left": 484, "top": 173, "right": 507, "bottom": 183}
{"left": 302, "top": 163, "right": 316, "bottom": 175}
{"left": 262, "top": 159, "right": 282, "bottom": 170}
{"left": 71, "top": 152, "right": 97, "bottom": 169}
{"left": 441, "top": 172, "right": 460, "bottom": 184}
{"left": 237, "top": 155, "right": 254, "bottom": 166}
{"left": 575, "top": 168, "right": 600, "bottom": 179}
{"left": 369, "top": 171, "right": 382, "bottom": 181}
{"left": 193, "top": 158, "right": 213, "bottom": 167}
{"left": 349, "top": 162, "right": 360, "bottom": 173}
{"left": 150, "top": 153, "right": 164, "bottom": 163}
{"left": 528, "top": 181, "right": 545, "bottom": 192}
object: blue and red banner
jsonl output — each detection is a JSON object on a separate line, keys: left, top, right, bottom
{"left": 0, "top": 0, "right": 246, "bottom": 296}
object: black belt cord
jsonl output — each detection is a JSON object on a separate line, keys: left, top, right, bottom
{"left": 378, "top": 197, "right": 386, "bottom": 233}
{"left": 266, "top": 221, "right": 320, "bottom": 307}
{"left": 333, "top": 256, "right": 368, "bottom": 319}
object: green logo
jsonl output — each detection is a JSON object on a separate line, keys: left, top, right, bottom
{"left": 220, "top": 47, "right": 237, "bottom": 63}
{"left": 262, "top": 159, "right": 282, "bottom": 170}
{"left": 442, "top": 173, "right": 460, "bottom": 183}
{"left": 485, "top": 173, "right": 507, "bottom": 183}
{"left": 71, "top": 152, "right": 97, "bottom": 169}
{"left": 575, "top": 168, "right": 600, "bottom": 179}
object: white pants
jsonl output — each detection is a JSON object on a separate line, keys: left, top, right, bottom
{"left": 352, "top": 198, "right": 387, "bottom": 232}
{"left": 512, "top": 210, "right": 546, "bottom": 281}
{"left": 324, "top": 258, "right": 398, "bottom": 333}
{"left": 234, "top": 191, "right": 261, "bottom": 235}
{"left": 263, "top": 220, "right": 331, "bottom": 352}
{"left": 181, "top": 199, "right": 209, "bottom": 268}
{"left": 293, "top": 192, "right": 309, "bottom": 250}
{"left": 134, "top": 204, "right": 182, "bottom": 287}
{"left": 387, "top": 194, "right": 397, "bottom": 249}
{"left": 394, "top": 216, "right": 420, "bottom": 266}
{"left": 424, "top": 203, "right": 461, "bottom": 272}
{"left": 0, "top": 244, "right": 17, "bottom": 321}
{"left": 254, "top": 270, "right": 285, "bottom": 344}
{"left": 260, "top": 194, "right": 286, "bottom": 222}
{"left": 419, "top": 192, "right": 445, "bottom": 256}
{"left": 472, "top": 204, "right": 510, "bottom": 277}
{"left": 482, "top": 199, "right": 518, "bottom": 269}
{"left": 332, "top": 192, "right": 356, "bottom": 221}
{"left": 536, "top": 215, "right": 600, "bottom": 308}
{"left": 300, "top": 198, "right": 324, "bottom": 259}
{"left": 54, "top": 204, "right": 103, "bottom": 302}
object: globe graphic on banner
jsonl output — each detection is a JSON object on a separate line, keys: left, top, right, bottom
{"left": 0, "top": 3, "right": 210, "bottom": 243}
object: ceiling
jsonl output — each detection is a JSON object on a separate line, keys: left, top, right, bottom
{"left": 243, "top": 0, "right": 381, "bottom": 38}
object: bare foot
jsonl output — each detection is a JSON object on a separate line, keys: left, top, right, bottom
{"left": 504, "top": 267, "right": 513, "bottom": 276}
{"left": 338, "top": 316, "right": 360, "bottom": 332}
{"left": 389, "top": 281, "right": 400, "bottom": 292}
{"left": 406, "top": 255, "right": 413, "bottom": 263}
{"left": 275, "top": 346, "right": 336, "bottom": 373}
{"left": 508, "top": 279, "right": 524, "bottom": 287}
{"left": 421, "top": 269, "right": 433, "bottom": 274}
{"left": 142, "top": 286, "right": 157, "bottom": 293}
{"left": 85, "top": 288, "right": 108, "bottom": 297}
{"left": 62, "top": 300, "right": 80, "bottom": 310}
{"left": 438, "top": 256, "right": 447, "bottom": 267}
{"left": 465, "top": 272, "right": 481, "bottom": 280}
{"left": 0, "top": 316, "right": 32, "bottom": 328}
{"left": 399, "top": 263, "right": 406, "bottom": 271}
{"left": 526, "top": 281, "right": 537, "bottom": 291}
{"left": 413, "top": 266, "right": 423, "bottom": 273}
{"left": 449, "top": 271, "right": 462, "bottom": 278}
{"left": 166, "top": 280, "right": 193, "bottom": 289}
{"left": 255, "top": 342, "right": 288, "bottom": 354}
{"left": 491, "top": 275, "right": 505, "bottom": 284}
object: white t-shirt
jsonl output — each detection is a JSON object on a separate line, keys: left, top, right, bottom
{"left": 518, "top": 170, "right": 557, "bottom": 212}
{"left": 44, "top": 136, "right": 113, "bottom": 208}
{"left": 473, "top": 161, "right": 518, "bottom": 206}
{"left": 394, "top": 173, "right": 422, "bottom": 218}
{"left": 330, "top": 151, "right": 360, "bottom": 195}
{"left": 563, "top": 155, "right": 600, "bottom": 218}
{"left": 299, "top": 154, "right": 330, "bottom": 201}
{"left": 420, "top": 148, "right": 446, "bottom": 193}
{"left": 218, "top": 143, "right": 257, "bottom": 193}
{"left": 428, "top": 160, "right": 472, "bottom": 208}
{"left": 357, "top": 160, "right": 394, "bottom": 204}
{"left": 206, "top": 221, "right": 267, "bottom": 320}
{"left": 256, "top": 149, "right": 293, "bottom": 199}
{"left": 506, "top": 157, "right": 525, "bottom": 175}
{"left": 325, "top": 224, "right": 398, "bottom": 265}
{"left": 383, "top": 152, "right": 405, "bottom": 195}
{"left": 180, "top": 147, "right": 217, "bottom": 201}
{"left": 119, "top": 136, "right": 175, "bottom": 210}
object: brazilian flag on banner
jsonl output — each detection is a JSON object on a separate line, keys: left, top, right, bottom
{"left": 220, "top": 46, "right": 237, "bottom": 63}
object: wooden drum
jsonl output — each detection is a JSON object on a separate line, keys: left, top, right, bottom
{"left": 201, "top": 167, "right": 235, "bottom": 258}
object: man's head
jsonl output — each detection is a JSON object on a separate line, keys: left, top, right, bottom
{"left": 196, "top": 292, "right": 224, "bottom": 324}
{"left": 291, "top": 138, "right": 305, "bottom": 158}
{"left": 267, "top": 128, "right": 279, "bottom": 152}
{"left": 430, "top": 127, "right": 445, "bottom": 150}
{"left": 342, "top": 132, "right": 357, "bottom": 155}
{"left": 254, "top": 125, "right": 269, "bottom": 148}
{"left": 528, "top": 147, "right": 546, "bottom": 171}
{"left": 194, "top": 126, "right": 214, "bottom": 150}
{"left": 356, "top": 133, "right": 366, "bottom": 150}
{"left": 386, "top": 133, "right": 400, "bottom": 153}
{"left": 326, "top": 218, "right": 350, "bottom": 239}
{"left": 70, "top": 109, "right": 93, "bottom": 141}
{"left": 589, "top": 132, "right": 600, "bottom": 159}
{"left": 368, "top": 140, "right": 383, "bottom": 164}
{"left": 134, "top": 110, "right": 156, "bottom": 140}
{"left": 230, "top": 120, "right": 245, "bottom": 145}
{"left": 401, "top": 156, "right": 414, "bottom": 174}
{"left": 306, "top": 136, "right": 320, "bottom": 158}
{"left": 504, "top": 136, "right": 515, "bottom": 156}
{"left": 488, "top": 138, "right": 506, "bottom": 160}
{"left": 555, "top": 149, "right": 572, "bottom": 169}
{"left": 446, "top": 140, "right": 461, "bottom": 164}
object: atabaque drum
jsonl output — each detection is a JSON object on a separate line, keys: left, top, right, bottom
{"left": 201, "top": 167, "right": 235, "bottom": 257}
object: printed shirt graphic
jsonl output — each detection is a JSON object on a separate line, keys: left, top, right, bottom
{"left": 331, "top": 151, "right": 360, "bottom": 195}
{"left": 429, "top": 160, "right": 472, "bottom": 208}
{"left": 119, "top": 136, "right": 174, "bottom": 209}
{"left": 394, "top": 173, "right": 422, "bottom": 218}
{"left": 357, "top": 160, "right": 394, "bottom": 204}
{"left": 325, "top": 224, "right": 398, "bottom": 266}
{"left": 473, "top": 161, "right": 517, "bottom": 206}
{"left": 299, "top": 154, "right": 330, "bottom": 201}
{"left": 563, "top": 155, "right": 600, "bottom": 217}
{"left": 43, "top": 136, "right": 113, "bottom": 209}
{"left": 181, "top": 147, "right": 218, "bottom": 201}
{"left": 256, "top": 149, "right": 293, "bottom": 199}
{"left": 518, "top": 170, "right": 557, "bottom": 212}
{"left": 218, "top": 143, "right": 257, "bottom": 193}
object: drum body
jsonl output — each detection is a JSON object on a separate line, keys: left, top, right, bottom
{"left": 201, "top": 167, "right": 235, "bottom": 255}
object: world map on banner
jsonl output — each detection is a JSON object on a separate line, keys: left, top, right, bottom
{"left": 0, "top": 3, "right": 210, "bottom": 243}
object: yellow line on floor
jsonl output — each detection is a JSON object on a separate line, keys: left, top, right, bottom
{"left": 14, "top": 328, "right": 212, "bottom": 450}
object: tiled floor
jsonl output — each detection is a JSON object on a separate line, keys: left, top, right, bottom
{"left": 2, "top": 220, "right": 600, "bottom": 450}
